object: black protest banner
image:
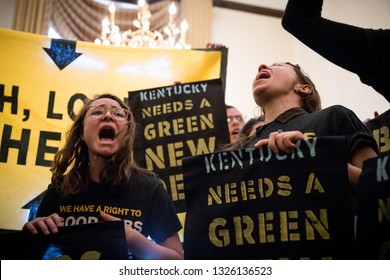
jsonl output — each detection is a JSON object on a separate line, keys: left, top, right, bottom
{"left": 183, "top": 137, "right": 355, "bottom": 260}
{"left": 0, "top": 221, "right": 128, "bottom": 260}
{"left": 128, "top": 79, "right": 229, "bottom": 213}
{"left": 356, "top": 151, "right": 390, "bottom": 259}
{"left": 365, "top": 109, "right": 390, "bottom": 155}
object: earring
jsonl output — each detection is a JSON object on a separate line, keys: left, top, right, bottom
{"left": 253, "top": 106, "right": 261, "bottom": 118}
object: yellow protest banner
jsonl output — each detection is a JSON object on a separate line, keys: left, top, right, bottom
{"left": 0, "top": 28, "right": 223, "bottom": 230}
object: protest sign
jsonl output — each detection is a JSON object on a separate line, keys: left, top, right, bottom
{"left": 183, "top": 137, "right": 355, "bottom": 259}
{"left": 128, "top": 79, "right": 229, "bottom": 212}
{"left": 0, "top": 221, "right": 128, "bottom": 260}
{"left": 356, "top": 151, "right": 390, "bottom": 259}
{"left": 0, "top": 28, "right": 225, "bottom": 230}
{"left": 365, "top": 109, "right": 390, "bottom": 155}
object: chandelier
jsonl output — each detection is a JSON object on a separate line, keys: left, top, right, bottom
{"left": 94, "top": 0, "right": 191, "bottom": 49}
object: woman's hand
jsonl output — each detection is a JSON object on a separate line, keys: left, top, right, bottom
{"left": 206, "top": 43, "right": 225, "bottom": 49}
{"left": 22, "top": 213, "right": 63, "bottom": 235}
{"left": 254, "top": 130, "right": 305, "bottom": 153}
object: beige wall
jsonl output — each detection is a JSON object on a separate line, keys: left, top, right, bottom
{"left": 0, "top": 0, "right": 16, "bottom": 29}
{"left": 212, "top": 0, "right": 390, "bottom": 121}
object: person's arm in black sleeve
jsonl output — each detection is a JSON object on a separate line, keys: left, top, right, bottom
{"left": 281, "top": 0, "right": 370, "bottom": 79}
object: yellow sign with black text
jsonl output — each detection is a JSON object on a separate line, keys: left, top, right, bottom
{"left": 0, "top": 28, "right": 224, "bottom": 231}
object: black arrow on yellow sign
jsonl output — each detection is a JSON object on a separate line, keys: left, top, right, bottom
{"left": 43, "top": 39, "right": 82, "bottom": 70}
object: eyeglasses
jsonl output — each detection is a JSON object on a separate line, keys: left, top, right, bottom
{"left": 227, "top": 115, "right": 245, "bottom": 123}
{"left": 87, "top": 106, "right": 130, "bottom": 121}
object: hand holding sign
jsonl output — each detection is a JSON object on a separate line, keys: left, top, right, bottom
{"left": 22, "top": 213, "right": 63, "bottom": 236}
{"left": 254, "top": 130, "right": 305, "bottom": 153}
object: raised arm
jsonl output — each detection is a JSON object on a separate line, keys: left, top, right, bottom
{"left": 281, "top": 0, "right": 390, "bottom": 101}
{"left": 281, "top": 0, "right": 370, "bottom": 83}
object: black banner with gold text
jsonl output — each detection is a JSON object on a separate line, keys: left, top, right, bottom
{"left": 365, "top": 109, "right": 390, "bottom": 155}
{"left": 356, "top": 151, "right": 390, "bottom": 259}
{"left": 128, "top": 79, "right": 229, "bottom": 212}
{"left": 183, "top": 137, "right": 355, "bottom": 259}
{"left": 0, "top": 221, "right": 128, "bottom": 260}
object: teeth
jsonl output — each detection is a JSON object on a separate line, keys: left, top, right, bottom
{"left": 258, "top": 71, "right": 270, "bottom": 79}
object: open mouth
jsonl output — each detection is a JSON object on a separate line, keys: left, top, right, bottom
{"left": 256, "top": 71, "right": 270, "bottom": 80}
{"left": 99, "top": 126, "right": 116, "bottom": 141}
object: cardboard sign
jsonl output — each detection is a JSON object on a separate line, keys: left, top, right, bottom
{"left": 0, "top": 27, "right": 225, "bottom": 230}
{"left": 183, "top": 137, "right": 355, "bottom": 259}
{"left": 365, "top": 109, "right": 390, "bottom": 154}
{"left": 128, "top": 79, "right": 229, "bottom": 212}
{"left": 356, "top": 151, "right": 390, "bottom": 259}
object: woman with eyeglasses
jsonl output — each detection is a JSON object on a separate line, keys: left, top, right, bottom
{"left": 22, "top": 93, "right": 184, "bottom": 260}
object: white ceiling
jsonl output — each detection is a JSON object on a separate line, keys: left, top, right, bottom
{"left": 95, "top": 1, "right": 289, "bottom": 11}
{"left": 229, "top": 0, "right": 288, "bottom": 11}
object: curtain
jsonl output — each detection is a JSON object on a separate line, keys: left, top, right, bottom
{"left": 181, "top": 0, "right": 212, "bottom": 48}
{"left": 13, "top": 0, "right": 47, "bottom": 35}
{"left": 12, "top": 0, "right": 212, "bottom": 48}
{"left": 12, "top": 0, "right": 174, "bottom": 42}
{"left": 47, "top": 0, "right": 174, "bottom": 42}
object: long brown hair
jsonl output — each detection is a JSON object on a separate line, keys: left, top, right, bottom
{"left": 50, "top": 93, "right": 152, "bottom": 195}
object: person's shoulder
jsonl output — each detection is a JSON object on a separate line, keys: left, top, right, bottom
{"left": 130, "top": 170, "right": 162, "bottom": 188}
{"left": 305, "top": 105, "right": 361, "bottom": 124}
{"left": 45, "top": 183, "right": 62, "bottom": 195}
{"left": 128, "top": 170, "right": 170, "bottom": 198}
{"left": 322, "top": 104, "right": 350, "bottom": 111}
{"left": 317, "top": 104, "right": 355, "bottom": 115}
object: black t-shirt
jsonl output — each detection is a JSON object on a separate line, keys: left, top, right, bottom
{"left": 244, "top": 105, "right": 378, "bottom": 158}
{"left": 37, "top": 170, "right": 182, "bottom": 257}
